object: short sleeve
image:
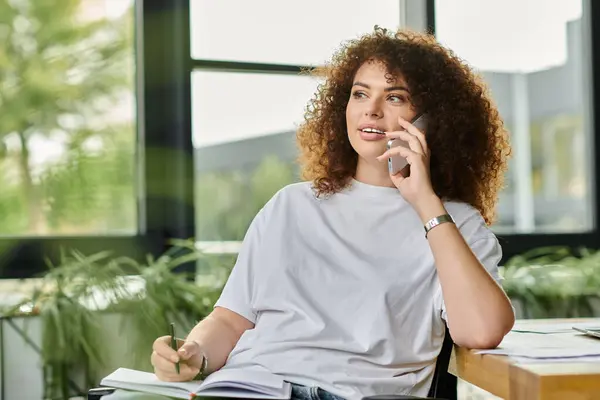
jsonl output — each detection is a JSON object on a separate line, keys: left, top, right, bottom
{"left": 213, "top": 207, "right": 267, "bottom": 324}
{"left": 468, "top": 236, "right": 503, "bottom": 284}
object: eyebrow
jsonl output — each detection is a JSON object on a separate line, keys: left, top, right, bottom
{"left": 352, "top": 81, "right": 410, "bottom": 93}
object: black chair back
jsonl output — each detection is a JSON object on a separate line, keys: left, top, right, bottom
{"left": 426, "top": 325, "right": 457, "bottom": 400}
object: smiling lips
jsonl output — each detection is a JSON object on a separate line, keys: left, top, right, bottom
{"left": 358, "top": 126, "right": 387, "bottom": 141}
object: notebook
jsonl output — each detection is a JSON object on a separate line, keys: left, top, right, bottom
{"left": 100, "top": 367, "right": 292, "bottom": 399}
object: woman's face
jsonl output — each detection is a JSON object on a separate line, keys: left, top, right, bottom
{"left": 345, "top": 60, "right": 417, "bottom": 163}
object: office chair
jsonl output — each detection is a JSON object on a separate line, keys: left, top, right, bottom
{"left": 89, "top": 327, "right": 456, "bottom": 400}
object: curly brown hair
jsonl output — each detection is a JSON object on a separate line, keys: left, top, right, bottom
{"left": 296, "top": 28, "right": 511, "bottom": 225}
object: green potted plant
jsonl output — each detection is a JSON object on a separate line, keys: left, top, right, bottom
{"left": 4, "top": 240, "right": 228, "bottom": 400}
{"left": 502, "top": 246, "right": 600, "bottom": 319}
{"left": 110, "top": 240, "right": 225, "bottom": 370}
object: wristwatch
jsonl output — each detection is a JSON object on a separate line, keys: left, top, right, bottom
{"left": 199, "top": 353, "right": 208, "bottom": 375}
{"left": 192, "top": 353, "right": 208, "bottom": 380}
{"left": 189, "top": 340, "right": 208, "bottom": 379}
{"left": 424, "top": 214, "right": 454, "bottom": 238}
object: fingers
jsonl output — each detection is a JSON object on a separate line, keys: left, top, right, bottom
{"left": 377, "top": 143, "right": 424, "bottom": 165}
{"left": 151, "top": 350, "right": 200, "bottom": 382}
{"left": 151, "top": 336, "right": 205, "bottom": 382}
{"left": 385, "top": 131, "right": 425, "bottom": 155}
{"left": 153, "top": 336, "right": 181, "bottom": 363}
{"left": 396, "top": 116, "right": 429, "bottom": 155}
{"left": 177, "top": 340, "right": 201, "bottom": 361}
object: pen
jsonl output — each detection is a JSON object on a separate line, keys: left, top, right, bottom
{"left": 170, "top": 322, "right": 180, "bottom": 374}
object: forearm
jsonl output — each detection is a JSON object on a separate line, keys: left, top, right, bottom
{"left": 186, "top": 311, "right": 253, "bottom": 373}
{"left": 416, "top": 196, "right": 515, "bottom": 349}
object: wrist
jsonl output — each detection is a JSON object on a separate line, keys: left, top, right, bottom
{"left": 415, "top": 194, "right": 446, "bottom": 223}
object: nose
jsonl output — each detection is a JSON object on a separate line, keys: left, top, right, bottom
{"left": 365, "top": 99, "right": 383, "bottom": 118}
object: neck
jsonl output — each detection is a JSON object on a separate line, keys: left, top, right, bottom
{"left": 354, "top": 157, "right": 396, "bottom": 188}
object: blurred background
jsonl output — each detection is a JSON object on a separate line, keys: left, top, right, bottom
{"left": 0, "top": 1, "right": 599, "bottom": 399}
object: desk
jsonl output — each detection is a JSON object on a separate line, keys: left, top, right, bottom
{"left": 449, "top": 319, "right": 600, "bottom": 400}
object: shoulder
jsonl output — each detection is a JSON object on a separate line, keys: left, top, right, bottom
{"left": 249, "top": 181, "right": 317, "bottom": 236}
{"left": 443, "top": 200, "right": 498, "bottom": 245}
{"left": 260, "top": 181, "right": 317, "bottom": 215}
{"left": 275, "top": 181, "right": 316, "bottom": 198}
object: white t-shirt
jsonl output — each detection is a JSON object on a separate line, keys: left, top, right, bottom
{"left": 214, "top": 179, "right": 502, "bottom": 400}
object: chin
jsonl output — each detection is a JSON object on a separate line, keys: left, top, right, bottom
{"left": 351, "top": 139, "right": 386, "bottom": 161}
{"left": 359, "top": 149, "right": 383, "bottom": 162}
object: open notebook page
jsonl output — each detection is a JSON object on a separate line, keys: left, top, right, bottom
{"left": 101, "top": 368, "right": 200, "bottom": 399}
{"left": 101, "top": 367, "right": 291, "bottom": 399}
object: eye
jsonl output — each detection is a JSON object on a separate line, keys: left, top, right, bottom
{"left": 352, "top": 90, "right": 367, "bottom": 99}
{"left": 388, "top": 94, "right": 407, "bottom": 103}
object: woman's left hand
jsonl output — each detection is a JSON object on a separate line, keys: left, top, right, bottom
{"left": 377, "top": 116, "right": 438, "bottom": 208}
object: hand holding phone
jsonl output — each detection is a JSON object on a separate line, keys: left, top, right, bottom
{"left": 387, "top": 114, "right": 427, "bottom": 176}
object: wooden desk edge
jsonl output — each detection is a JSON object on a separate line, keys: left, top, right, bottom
{"left": 450, "top": 346, "right": 511, "bottom": 399}
{"left": 450, "top": 346, "right": 600, "bottom": 400}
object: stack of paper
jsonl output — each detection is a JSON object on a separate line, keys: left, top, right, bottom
{"left": 473, "top": 320, "right": 600, "bottom": 364}
{"left": 510, "top": 321, "right": 600, "bottom": 334}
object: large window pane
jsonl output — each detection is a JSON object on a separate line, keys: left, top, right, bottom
{"left": 192, "top": 71, "right": 319, "bottom": 249}
{"left": 0, "top": 0, "right": 137, "bottom": 236}
{"left": 435, "top": 0, "right": 592, "bottom": 233}
{"left": 190, "top": 0, "right": 400, "bottom": 65}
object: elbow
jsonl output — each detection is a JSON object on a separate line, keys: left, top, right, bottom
{"left": 458, "top": 333, "right": 504, "bottom": 350}
{"left": 453, "top": 315, "right": 515, "bottom": 350}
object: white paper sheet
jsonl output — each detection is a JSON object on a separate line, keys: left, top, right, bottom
{"left": 511, "top": 320, "right": 600, "bottom": 334}
{"left": 475, "top": 347, "right": 600, "bottom": 358}
{"left": 473, "top": 322, "right": 600, "bottom": 361}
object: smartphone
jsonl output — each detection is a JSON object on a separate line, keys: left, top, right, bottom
{"left": 387, "top": 114, "right": 427, "bottom": 176}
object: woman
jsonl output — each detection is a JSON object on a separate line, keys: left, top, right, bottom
{"left": 150, "top": 28, "right": 515, "bottom": 400}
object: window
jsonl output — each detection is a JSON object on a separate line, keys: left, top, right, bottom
{"left": 192, "top": 71, "right": 319, "bottom": 243}
{"left": 0, "top": 0, "right": 137, "bottom": 236}
{"left": 190, "top": 0, "right": 401, "bottom": 65}
{"left": 434, "top": 0, "right": 593, "bottom": 234}
{"left": 7, "top": 0, "right": 600, "bottom": 279}
{"left": 0, "top": 0, "right": 178, "bottom": 279}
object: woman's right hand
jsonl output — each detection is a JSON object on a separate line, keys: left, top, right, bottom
{"left": 151, "top": 336, "right": 205, "bottom": 382}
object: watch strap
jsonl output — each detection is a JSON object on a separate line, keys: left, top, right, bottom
{"left": 424, "top": 214, "right": 455, "bottom": 238}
